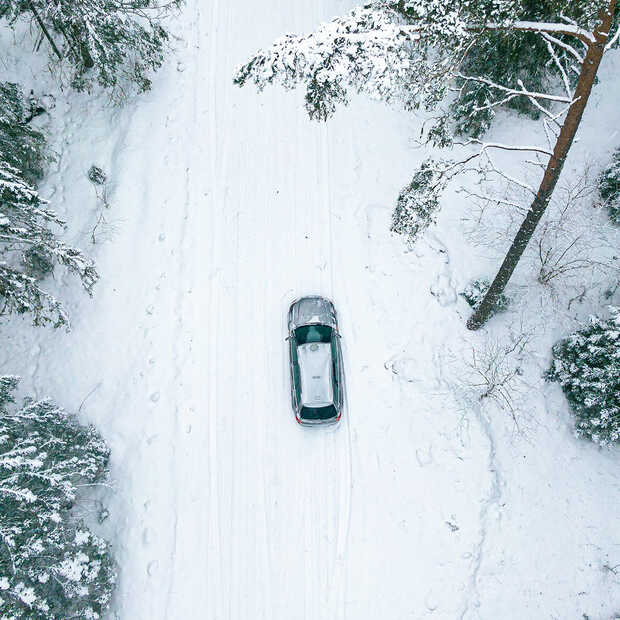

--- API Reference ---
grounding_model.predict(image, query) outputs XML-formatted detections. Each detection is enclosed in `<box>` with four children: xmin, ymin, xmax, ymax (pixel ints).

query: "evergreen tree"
<box><xmin>2</xmin><ymin>0</ymin><xmax>182</xmax><ymax>98</ymax></box>
<box><xmin>235</xmin><ymin>0</ymin><xmax>620</xmax><ymax>328</ymax></box>
<box><xmin>546</xmin><ymin>308</ymin><xmax>620</xmax><ymax>446</ymax></box>
<box><xmin>1</xmin><ymin>82</ymin><xmax>97</xmax><ymax>328</ymax></box>
<box><xmin>599</xmin><ymin>148</ymin><xmax>620</xmax><ymax>225</ymax></box>
<box><xmin>0</xmin><ymin>82</ymin><xmax>46</xmax><ymax>185</ymax></box>
<box><xmin>391</xmin><ymin>159</ymin><xmax>453</xmax><ymax>241</ymax></box>
<box><xmin>0</xmin><ymin>376</ymin><xmax>116</xmax><ymax>618</ymax></box>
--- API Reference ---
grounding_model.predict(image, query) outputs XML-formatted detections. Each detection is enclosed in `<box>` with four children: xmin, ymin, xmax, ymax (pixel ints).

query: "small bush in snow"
<box><xmin>599</xmin><ymin>149</ymin><xmax>620</xmax><ymax>225</ymax></box>
<box><xmin>391</xmin><ymin>159</ymin><xmax>452</xmax><ymax>243</ymax></box>
<box><xmin>87</xmin><ymin>166</ymin><xmax>107</xmax><ymax>186</ymax></box>
<box><xmin>546</xmin><ymin>308</ymin><xmax>620</xmax><ymax>446</ymax></box>
<box><xmin>0</xmin><ymin>376</ymin><xmax>116</xmax><ymax>619</ymax></box>
<box><xmin>461</xmin><ymin>279</ymin><xmax>510</xmax><ymax>317</ymax></box>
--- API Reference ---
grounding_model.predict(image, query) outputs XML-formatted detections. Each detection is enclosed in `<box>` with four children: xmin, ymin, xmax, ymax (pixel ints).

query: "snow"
<box><xmin>1</xmin><ymin>2</ymin><xmax>619</xmax><ymax>619</ymax></box>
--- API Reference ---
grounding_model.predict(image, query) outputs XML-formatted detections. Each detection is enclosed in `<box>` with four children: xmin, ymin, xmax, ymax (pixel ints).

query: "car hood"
<box><xmin>288</xmin><ymin>296</ymin><xmax>337</xmax><ymax>331</ymax></box>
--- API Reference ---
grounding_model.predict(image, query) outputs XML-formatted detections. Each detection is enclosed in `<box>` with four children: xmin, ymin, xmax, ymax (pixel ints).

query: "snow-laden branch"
<box><xmin>490</xmin><ymin>21</ymin><xmax>596</xmax><ymax>44</ymax></box>
<box><xmin>456</xmin><ymin>74</ymin><xmax>573</xmax><ymax>104</ymax></box>
<box><xmin>543</xmin><ymin>40</ymin><xmax>574</xmax><ymax>99</ymax></box>
<box><xmin>605</xmin><ymin>25</ymin><xmax>620</xmax><ymax>50</ymax></box>
<box><xmin>459</xmin><ymin>140</ymin><xmax>554</xmax><ymax>157</ymax></box>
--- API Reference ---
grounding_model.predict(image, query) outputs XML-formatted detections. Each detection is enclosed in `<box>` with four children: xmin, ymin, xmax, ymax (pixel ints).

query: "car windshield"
<box><xmin>300</xmin><ymin>404</ymin><xmax>337</xmax><ymax>421</ymax></box>
<box><xmin>295</xmin><ymin>324</ymin><xmax>332</xmax><ymax>344</ymax></box>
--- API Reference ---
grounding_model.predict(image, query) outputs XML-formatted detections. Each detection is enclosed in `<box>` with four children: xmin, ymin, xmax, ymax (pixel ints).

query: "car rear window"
<box><xmin>295</xmin><ymin>324</ymin><xmax>332</xmax><ymax>345</ymax></box>
<box><xmin>300</xmin><ymin>404</ymin><xmax>338</xmax><ymax>421</ymax></box>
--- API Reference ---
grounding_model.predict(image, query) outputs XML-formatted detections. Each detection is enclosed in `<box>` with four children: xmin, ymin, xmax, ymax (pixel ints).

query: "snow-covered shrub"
<box><xmin>0</xmin><ymin>376</ymin><xmax>116</xmax><ymax>618</ymax></box>
<box><xmin>599</xmin><ymin>149</ymin><xmax>620</xmax><ymax>225</ymax></box>
<box><xmin>391</xmin><ymin>159</ymin><xmax>453</xmax><ymax>243</ymax></box>
<box><xmin>0</xmin><ymin>83</ymin><xmax>98</xmax><ymax>327</ymax></box>
<box><xmin>546</xmin><ymin>308</ymin><xmax>620</xmax><ymax>446</ymax></box>
<box><xmin>87</xmin><ymin>165</ymin><xmax>107</xmax><ymax>186</ymax></box>
<box><xmin>2</xmin><ymin>0</ymin><xmax>182</xmax><ymax>99</ymax></box>
<box><xmin>460</xmin><ymin>279</ymin><xmax>510</xmax><ymax>317</ymax></box>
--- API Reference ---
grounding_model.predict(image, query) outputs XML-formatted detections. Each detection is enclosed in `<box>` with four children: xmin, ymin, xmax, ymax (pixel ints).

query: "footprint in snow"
<box><xmin>415</xmin><ymin>446</ymin><xmax>433</xmax><ymax>467</ymax></box>
<box><xmin>430</xmin><ymin>272</ymin><xmax>457</xmax><ymax>307</ymax></box>
<box><xmin>142</xmin><ymin>528</ymin><xmax>152</xmax><ymax>545</ymax></box>
<box><xmin>385</xmin><ymin>357</ymin><xmax>417</xmax><ymax>383</ymax></box>
<box><xmin>147</xmin><ymin>560</ymin><xmax>159</xmax><ymax>576</ymax></box>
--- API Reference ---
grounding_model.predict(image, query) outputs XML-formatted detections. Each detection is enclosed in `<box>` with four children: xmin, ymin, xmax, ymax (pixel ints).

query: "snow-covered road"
<box><xmin>123</xmin><ymin>3</ymin><xmax>477</xmax><ymax>616</ymax></box>
<box><xmin>2</xmin><ymin>1</ymin><xmax>619</xmax><ymax>618</ymax></box>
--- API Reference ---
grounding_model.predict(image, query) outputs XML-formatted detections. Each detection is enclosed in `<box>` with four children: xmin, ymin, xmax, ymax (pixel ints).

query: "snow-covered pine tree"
<box><xmin>391</xmin><ymin>159</ymin><xmax>454</xmax><ymax>241</ymax></box>
<box><xmin>599</xmin><ymin>148</ymin><xmax>620</xmax><ymax>225</ymax></box>
<box><xmin>546</xmin><ymin>308</ymin><xmax>620</xmax><ymax>446</ymax></box>
<box><xmin>0</xmin><ymin>82</ymin><xmax>46</xmax><ymax>185</ymax></box>
<box><xmin>0</xmin><ymin>376</ymin><xmax>116</xmax><ymax>618</ymax></box>
<box><xmin>235</xmin><ymin>0</ymin><xmax>620</xmax><ymax>328</ymax></box>
<box><xmin>2</xmin><ymin>0</ymin><xmax>182</xmax><ymax>98</ymax></box>
<box><xmin>1</xmin><ymin>82</ymin><xmax>98</xmax><ymax>327</ymax></box>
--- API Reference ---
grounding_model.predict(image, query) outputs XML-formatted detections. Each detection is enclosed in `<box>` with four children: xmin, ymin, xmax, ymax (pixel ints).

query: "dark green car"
<box><xmin>287</xmin><ymin>296</ymin><xmax>344</xmax><ymax>426</ymax></box>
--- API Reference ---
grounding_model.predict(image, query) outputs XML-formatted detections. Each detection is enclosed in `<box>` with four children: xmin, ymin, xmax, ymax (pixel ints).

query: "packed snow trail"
<box><xmin>2</xmin><ymin>1</ymin><xmax>620</xmax><ymax>619</ymax></box>
<box><xmin>57</xmin><ymin>1</ymin><xmax>489</xmax><ymax>615</ymax></box>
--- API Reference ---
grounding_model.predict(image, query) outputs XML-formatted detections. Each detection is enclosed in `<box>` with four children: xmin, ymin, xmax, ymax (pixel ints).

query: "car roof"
<box><xmin>297</xmin><ymin>341</ymin><xmax>334</xmax><ymax>407</ymax></box>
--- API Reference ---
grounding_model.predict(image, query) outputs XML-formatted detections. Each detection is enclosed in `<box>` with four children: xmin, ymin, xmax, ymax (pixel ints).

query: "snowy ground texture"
<box><xmin>1</xmin><ymin>1</ymin><xmax>620</xmax><ymax>619</ymax></box>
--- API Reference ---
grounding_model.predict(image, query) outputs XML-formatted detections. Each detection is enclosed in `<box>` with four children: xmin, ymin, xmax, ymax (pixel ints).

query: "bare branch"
<box><xmin>542</xmin><ymin>40</ymin><xmax>572</xmax><ymax>99</ymax></box>
<box><xmin>482</xmin><ymin>151</ymin><xmax>538</xmax><ymax>195</ymax></box>
<box><xmin>460</xmin><ymin>190</ymin><xmax>528</xmax><ymax>214</ymax></box>
<box><xmin>540</xmin><ymin>31</ymin><xmax>585</xmax><ymax>64</ymax></box>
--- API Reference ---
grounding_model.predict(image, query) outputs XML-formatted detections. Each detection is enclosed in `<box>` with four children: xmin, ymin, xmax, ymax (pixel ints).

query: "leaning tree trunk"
<box><xmin>467</xmin><ymin>1</ymin><xmax>616</xmax><ymax>330</ymax></box>
<box><xmin>71</xmin><ymin>24</ymin><xmax>95</xmax><ymax>69</ymax></box>
<box><xmin>27</xmin><ymin>0</ymin><xmax>62</xmax><ymax>60</ymax></box>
